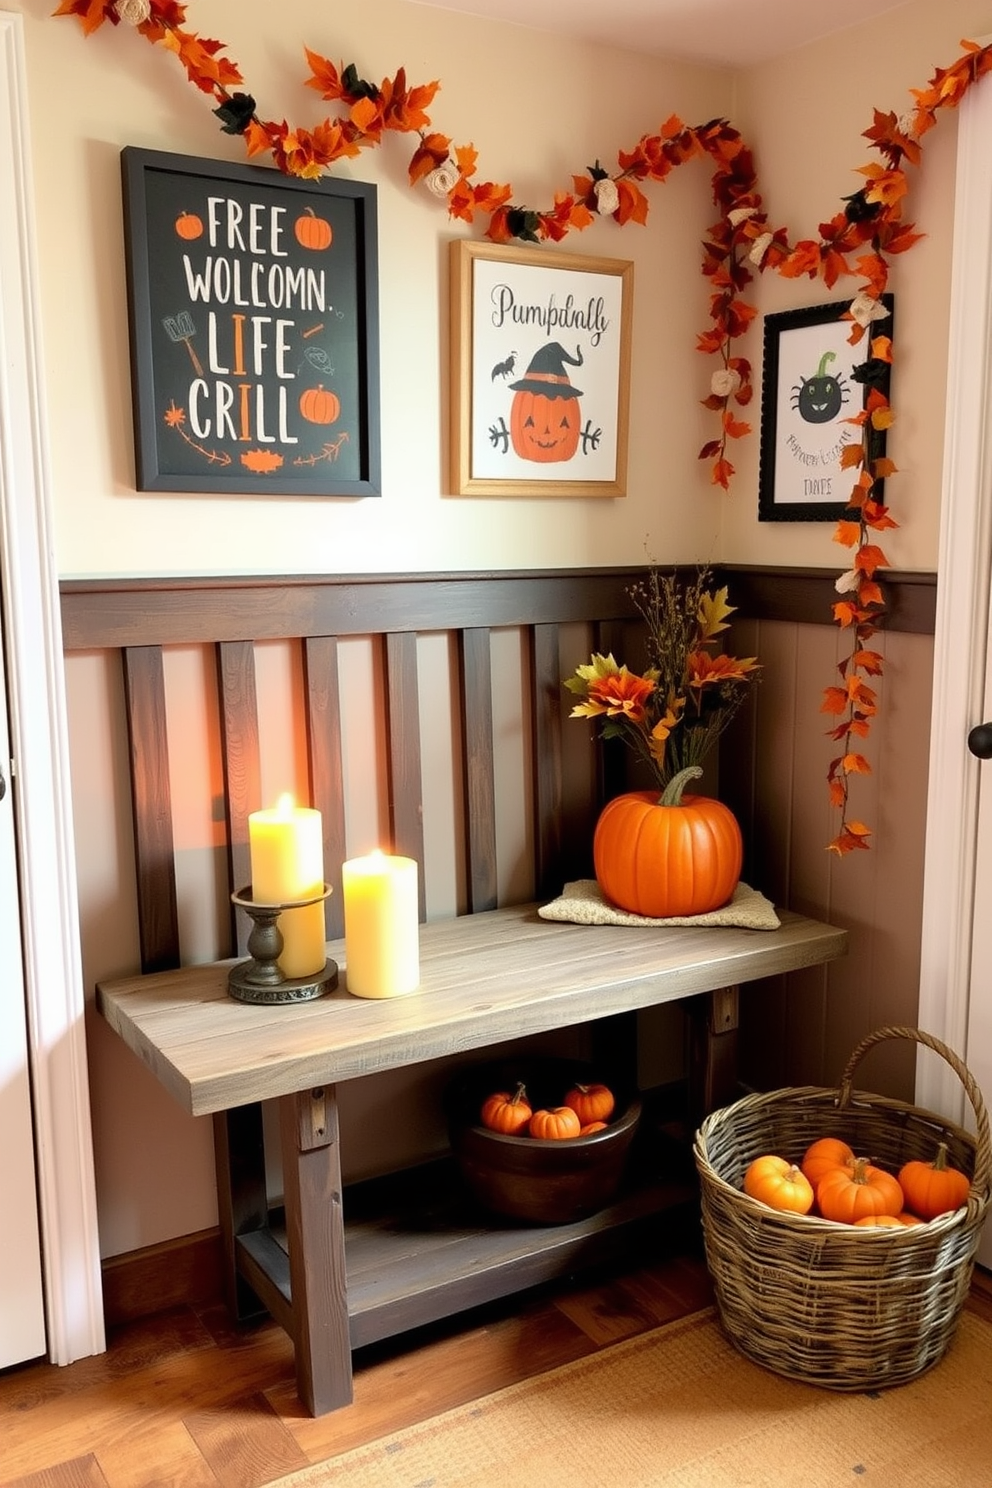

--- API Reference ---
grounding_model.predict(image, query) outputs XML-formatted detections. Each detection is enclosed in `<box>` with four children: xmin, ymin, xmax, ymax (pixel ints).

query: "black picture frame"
<box><xmin>757</xmin><ymin>295</ymin><xmax>893</xmax><ymax>522</ymax></box>
<box><xmin>121</xmin><ymin>147</ymin><xmax>380</xmax><ymax>497</ymax></box>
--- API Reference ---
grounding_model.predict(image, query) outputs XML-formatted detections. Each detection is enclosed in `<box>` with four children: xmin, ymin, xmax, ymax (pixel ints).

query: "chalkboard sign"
<box><xmin>121</xmin><ymin>148</ymin><xmax>380</xmax><ymax>496</ymax></box>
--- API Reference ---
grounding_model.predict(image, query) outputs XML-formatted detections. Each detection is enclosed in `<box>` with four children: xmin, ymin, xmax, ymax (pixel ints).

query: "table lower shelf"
<box><xmin>235</xmin><ymin>1140</ymin><xmax>700</xmax><ymax>1352</ymax></box>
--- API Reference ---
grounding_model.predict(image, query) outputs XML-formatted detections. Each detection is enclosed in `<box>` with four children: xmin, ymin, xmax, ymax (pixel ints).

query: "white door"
<box><xmin>917</xmin><ymin>66</ymin><xmax>992</xmax><ymax>1269</ymax></box>
<box><xmin>0</xmin><ymin>614</ymin><xmax>46</xmax><ymax>1365</ymax></box>
<box><xmin>0</xmin><ymin>10</ymin><xmax>104</xmax><ymax>1364</ymax></box>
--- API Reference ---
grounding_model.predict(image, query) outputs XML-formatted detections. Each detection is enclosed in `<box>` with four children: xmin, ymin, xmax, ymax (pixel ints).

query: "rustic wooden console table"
<box><xmin>97</xmin><ymin>900</ymin><xmax>846</xmax><ymax>1417</ymax></box>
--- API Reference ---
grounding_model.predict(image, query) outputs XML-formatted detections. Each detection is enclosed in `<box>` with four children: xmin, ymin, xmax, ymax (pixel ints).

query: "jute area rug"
<box><xmin>271</xmin><ymin>1307</ymin><xmax>992</xmax><ymax>1488</ymax></box>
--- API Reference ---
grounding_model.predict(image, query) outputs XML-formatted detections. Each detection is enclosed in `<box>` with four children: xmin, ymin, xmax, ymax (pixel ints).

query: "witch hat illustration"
<box><xmin>509</xmin><ymin>342</ymin><xmax>584</xmax><ymax>398</ymax></box>
<box><xmin>507</xmin><ymin>342</ymin><xmax>585</xmax><ymax>463</ymax></box>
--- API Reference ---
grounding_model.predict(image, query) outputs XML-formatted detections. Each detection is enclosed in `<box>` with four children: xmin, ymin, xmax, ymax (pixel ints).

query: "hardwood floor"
<box><xmin>2</xmin><ymin>1233</ymin><xmax>990</xmax><ymax>1488</ymax></box>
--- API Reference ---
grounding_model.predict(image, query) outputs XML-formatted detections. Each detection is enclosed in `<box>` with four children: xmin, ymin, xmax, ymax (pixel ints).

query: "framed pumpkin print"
<box><xmin>121</xmin><ymin>147</ymin><xmax>381</xmax><ymax>496</ymax></box>
<box><xmin>757</xmin><ymin>295</ymin><xmax>893</xmax><ymax>521</ymax></box>
<box><xmin>449</xmin><ymin>240</ymin><xmax>633</xmax><ymax>497</ymax></box>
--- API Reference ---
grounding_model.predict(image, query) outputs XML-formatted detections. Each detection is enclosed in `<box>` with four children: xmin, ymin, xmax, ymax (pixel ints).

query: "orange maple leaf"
<box><xmin>834</xmin><ymin>520</ymin><xmax>862</xmax><ymax>548</ymax></box>
<box><xmin>855</xmin><ymin>544</ymin><xmax>890</xmax><ymax>576</ymax></box>
<box><xmin>779</xmin><ymin>240</ymin><xmax>821</xmax><ymax>279</ymax></box>
<box><xmin>852</xmin><ymin>648</ymin><xmax>884</xmax><ymax>674</ymax></box>
<box><xmin>454</xmin><ymin>144</ymin><xmax>478</xmax><ymax>179</ymax></box>
<box><xmin>53</xmin><ymin>0</ymin><xmax>115</xmax><ymax>37</ymax></box>
<box><xmin>304</xmin><ymin>49</ymin><xmax>347</xmax><ymax>100</ymax></box>
<box><xmin>856</xmin><ymin>162</ymin><xmax>909</xmax><ymax>207</ymax></box>
<box><xmin>240</xmin><ymin>449</ymin><xmax>284</xmax><ymax>473</ymax></box>
<box><xmin>821</xmin><ymin>686</ymin><xmax>849</xmax><ymax>715</ymax></box>
<box><xmin>615</xmin><ymin>179</ymin><xmax>650</xmax><ymax>227</ymax></box>
<box><xmin>842</xmin><ymin>752</ymin><xmax>872</xmax><ymax>775</ymax></box>
<box><xmin>408</xmin><ymin>133</ymin><xmax>451</xmax><ymax>185</ymax></box>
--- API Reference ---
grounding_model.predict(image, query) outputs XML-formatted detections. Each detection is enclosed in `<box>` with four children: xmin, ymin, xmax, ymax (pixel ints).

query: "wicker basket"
<box><xmin>693</xmin><ymin>1026</ymin><xmax>991</xmax><ymax>1391</ymax></box>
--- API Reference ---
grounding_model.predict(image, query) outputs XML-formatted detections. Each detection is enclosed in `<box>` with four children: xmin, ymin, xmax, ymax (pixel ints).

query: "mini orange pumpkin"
<box><xmin>817</xmin><ymin>1158</ymin><xmax>904</xmax><ymax>1223</ymax></box>
<box><xmin>898</xmin><ymin>1142</ymin><xmax>971</xmax><ymax>1220</ymax></box>
<box><xmin>175</xmin><ymin>210</ymin><xmax>203</xmax><ymax>240</ymax></box>
<box><xmin>295</xmin><ymin>207</ymin><xmax>333</xmax><ymax>250</ymax></box>
<box><xmin>480</xmin><ymin>1083</ymin><xmax>531</xmax><ymax>1135</ymax></box>
<box><xmin>528</xmin><ymin>1106</ymin><xmax>582</xmax><ymax>1140</ymax></box>
<box><xmin>593</xmin><ymin>766</ymin><xmax>742</xmax><ymax>919</ymax></box>
<box><xmin>743</xmin><ymin>1155</ymin><xmax>814</xmax><ymax>1214</ymax></box>
<box><xmin>299</xmin><ymin>385</ymin><xmax>341</xmax><ymax>425</ymax></box>
<box><xmin>563</xmin><ymin>1082</ymin><xmax>615</xmax><ymax>1126</ymax></box>
<box><xmin>800</xmin><ymin>1136</ymin><xmax>856</xmax><ymax>1187</ymax></box>
<box><xmin>579</xmin><ymin>1121</ymin><xmax>608</xmax><ymax>1136</ymax></box>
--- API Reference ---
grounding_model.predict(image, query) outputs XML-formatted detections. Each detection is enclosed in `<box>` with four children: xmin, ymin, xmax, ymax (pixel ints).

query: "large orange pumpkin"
<box><xmin>593</xmin><ymin>766</ymin><xmax>742</xmax><ymax>918</ymax></box>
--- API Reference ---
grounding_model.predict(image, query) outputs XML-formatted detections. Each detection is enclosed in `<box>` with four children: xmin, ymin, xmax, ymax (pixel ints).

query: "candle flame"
<box><xmin>275</xmin><ymin>792</ymin><xmax>296</xmax><ymax>817</ymax></box>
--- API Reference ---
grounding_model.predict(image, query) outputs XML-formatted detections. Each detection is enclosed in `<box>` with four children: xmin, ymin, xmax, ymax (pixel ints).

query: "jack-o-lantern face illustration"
<box><xmin>791</xmin><ymin>349</ymin><xmax>849</xmax><ymax>424</ymax></box>
<box><xmin>508</xmin><ymin>342</ymin><xmax>584</xmax><ymax>464</ymax></box>
<box><xmin>511</xmin><ymin>388</ymin><xmax>581</xmax><ymax>461</ymax></box>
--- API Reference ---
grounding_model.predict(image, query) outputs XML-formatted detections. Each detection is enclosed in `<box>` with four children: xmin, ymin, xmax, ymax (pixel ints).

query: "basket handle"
<box><xmin>837</xmin><ymin>1024</ymin><xmax>991</xmax><ymax>1215</ymax></box>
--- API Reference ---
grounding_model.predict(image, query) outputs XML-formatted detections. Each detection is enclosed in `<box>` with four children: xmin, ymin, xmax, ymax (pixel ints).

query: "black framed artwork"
<box><xmin>757</xmin><ymin>296</ymin><xmax>893</xmax><ymax>522</ymax></box>
<box><xmin>120</xmin><ymin>147</ymin><xmax>380</xmax><ymax>496</ymax></box>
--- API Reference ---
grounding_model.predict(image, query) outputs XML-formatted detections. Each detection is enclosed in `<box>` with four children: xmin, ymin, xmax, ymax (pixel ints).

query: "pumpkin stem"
<box><xmin>932</xmin><ymin>1141</ymin><xmax>950</xmax><ymax>1171</ymax></box>
<box><xmin>815</xmin><ymin>350</ymin><xmax>836</xmax><ymax>378</ymax></box>
<box><xmin>659</xmin><ymin>765</ymin><xmax>703</xmax><ymax>808</ymax></box>
<box><xmin>510</xmin><ymin>1082</ymin><xmax>528</xmax><ymax>1106</ymax></box>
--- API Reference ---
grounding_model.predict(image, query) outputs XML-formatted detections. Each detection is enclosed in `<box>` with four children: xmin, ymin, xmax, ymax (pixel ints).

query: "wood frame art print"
<box><xmin>758</xmin><ymin>296</ymin><xmax>893</xmax><ymax>522</ymax></box>
<box><xmin>450</xmin><ymin>240</ymin><xmax>633</xmax><ymax>497</ymax></box>
<box><xmin>121</xmin><ymin>147</ymin><xmax>381</xmax><ymax>496</ymax></box>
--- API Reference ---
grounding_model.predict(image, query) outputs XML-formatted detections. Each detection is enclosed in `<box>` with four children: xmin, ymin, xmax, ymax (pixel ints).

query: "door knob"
<box><xmin>968</xmin><ymin>723</ymin><xmax>992</xmax><ymax>759</ymax></box>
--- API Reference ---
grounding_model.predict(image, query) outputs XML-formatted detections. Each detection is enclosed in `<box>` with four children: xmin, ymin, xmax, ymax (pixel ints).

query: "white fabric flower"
<box><xmin>593</xmin><ymin>178</ymin><xmax>620</xmax><ymax>216</ymax></box>
<box><xmin>748</xmin><ymin>231</ymin><xmax>774</xmax><ymax>266</ymax></box>
<box><xmin>710</xmin><ymin>367</ymin><xmax>742</xmax><ymax>399</ymax></box>
<box><xmin>424</xmin><ymin>160</ymin><xmax>461</xmax><ymax>198</ymax></box>
<box><xmin>727</xmin><ymin>205</ymin><xmax>758</xmax><ymax>226</ymax></box>
<box><xmin>835</xmin><ymin>569</ymin><xmax>861</xmax><ymax>594</ymax></box>
<box><xmin>115</xmin><ymin>0</ymin><xmax>152</xmax><ymax>24</ymax></box>
<box><xmin>849</xmin><ymin>291</ymin><xmax>889</xmax><ymax>328</ymax></box>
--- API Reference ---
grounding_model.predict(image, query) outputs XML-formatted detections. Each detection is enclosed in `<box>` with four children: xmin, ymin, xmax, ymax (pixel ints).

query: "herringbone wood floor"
<box><xmin>2</xmin><ymin>1231</ymin><xmax>990</xmax><ymax>1488</ymax></box>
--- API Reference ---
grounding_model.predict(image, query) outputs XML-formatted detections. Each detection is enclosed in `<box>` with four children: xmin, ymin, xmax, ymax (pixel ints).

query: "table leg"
<box><xmin>279</xmin><ymin>1083</ymin><xmax>352</xmax><ymax>1416</ymax></box>
<box><xmin>686</xmin><ymin>984</ymin><xmax>740</xmax><ymax>1128</ymax></box>
<box><xmin>212</xmin><ymin>1104</ymin><xmax>268</xmax><ymax>1323</ymax></box>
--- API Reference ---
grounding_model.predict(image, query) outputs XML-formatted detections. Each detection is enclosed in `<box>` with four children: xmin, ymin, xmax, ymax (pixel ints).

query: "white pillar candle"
<box><xmin>342</xmin><ymin>851</ymin><xmax>420</xmax><ymax>998</ymax></box>
<box><xmin>248</xmin><ymin>796</ymin><xmax>327</xmax><ymax>980</ymax></box>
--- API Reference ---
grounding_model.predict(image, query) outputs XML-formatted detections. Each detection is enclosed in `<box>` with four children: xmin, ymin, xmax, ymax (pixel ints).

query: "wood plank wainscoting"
<box><xmin>59</xmin><ymin>564</ymin><xmax>936</xmax><ymax>1330</ymax></box>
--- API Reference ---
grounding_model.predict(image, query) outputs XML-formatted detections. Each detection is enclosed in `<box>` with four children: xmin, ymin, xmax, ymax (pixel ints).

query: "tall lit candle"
<box><xmin>342</xmin><ymin>851</ymin><xmax>420</xmax><ymax>998</ymax></box>
<box><xmin>248</xmin><ymin>796</ymin><xmax>327</xmax><ymax>980</ymax></box>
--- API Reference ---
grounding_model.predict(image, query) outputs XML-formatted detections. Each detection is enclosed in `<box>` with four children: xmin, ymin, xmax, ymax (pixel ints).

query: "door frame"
<box><xmin>917</xmin><ymin>69</ymin><xmax>992</xmax><ymax>1122</ymax></box>
<box><xmin>0</xmin><ymin>11</ymin><xmax>104</xmax><ymax>1362</ymax></box>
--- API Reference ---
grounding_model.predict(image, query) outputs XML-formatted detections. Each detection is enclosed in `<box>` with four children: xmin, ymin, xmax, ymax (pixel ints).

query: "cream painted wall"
<box><xmin>723</xmin><ymin>0</ymin><xmax>992</xmax><ymax>572</ymax></box>
<box><xmin>8</xmin><ymin>0</ymin><xmax>990</xmax><ymax>1259</ymax></box>
<box><xmin>12</xmin><ymin>0</ymin><xmax>735</xmax><ymax>579</ymax></box>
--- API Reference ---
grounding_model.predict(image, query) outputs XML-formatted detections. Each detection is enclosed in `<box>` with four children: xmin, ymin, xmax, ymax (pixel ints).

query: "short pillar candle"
<box><xmin>342</xmin><ymin>851</ymin><xmax>420</xmax><ymax>998</ymax></box>
<box><xmin>247</xmin><ymin>797</ymin><xmax>327</xmax><ymax>980</ymax></box>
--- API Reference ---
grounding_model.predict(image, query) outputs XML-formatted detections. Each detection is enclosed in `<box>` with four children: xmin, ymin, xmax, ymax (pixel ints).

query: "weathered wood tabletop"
<box><xmin>97</xmin><ymin>901</ymin><xmax>848</xmax><ymax>1116</ymax></box>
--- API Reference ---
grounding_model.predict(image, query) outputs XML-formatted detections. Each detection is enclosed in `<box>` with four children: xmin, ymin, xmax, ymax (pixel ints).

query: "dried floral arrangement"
<box><xmin>565</xmin><ymin>570</ymin><xmax>759</xmax><ymax>793</ymax></box>
<box><xmin>54</xmin><ymin>3</ymin><xmax>992</xmax><ymax>852</ymax></box>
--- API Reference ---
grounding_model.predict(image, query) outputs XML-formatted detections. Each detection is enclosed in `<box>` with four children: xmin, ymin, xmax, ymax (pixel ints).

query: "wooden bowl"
<box><xmin>447</xmin><ymin>1058</ymin><xmax>642</xmax><ymax>1225</ymax></box>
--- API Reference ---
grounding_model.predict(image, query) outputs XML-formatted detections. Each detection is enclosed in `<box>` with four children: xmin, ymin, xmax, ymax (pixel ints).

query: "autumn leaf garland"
<box><xmin>53</xmin><ymin>2</ymin><xmax>992</xmax><ymax>853</ymax></box>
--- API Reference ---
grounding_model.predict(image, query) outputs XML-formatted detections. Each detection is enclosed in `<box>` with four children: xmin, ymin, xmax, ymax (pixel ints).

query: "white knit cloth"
<box><xmin>538</xmin><ymin>878</ymin><xmax>781</xmax><ymax>931</ymax></box>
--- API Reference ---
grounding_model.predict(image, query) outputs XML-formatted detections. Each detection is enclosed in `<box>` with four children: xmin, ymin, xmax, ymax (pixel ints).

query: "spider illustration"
<box><xmin>791</xmin><ymin>350</ymin><xmax>850</xmax><ymax>424</ymax></box>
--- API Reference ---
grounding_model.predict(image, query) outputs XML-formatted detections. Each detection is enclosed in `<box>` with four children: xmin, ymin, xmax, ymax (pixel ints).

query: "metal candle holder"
<box><xmin>228</xmin><ymin>884</ymin><xmax>338</xmax><ymax>1005</ymax></box>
